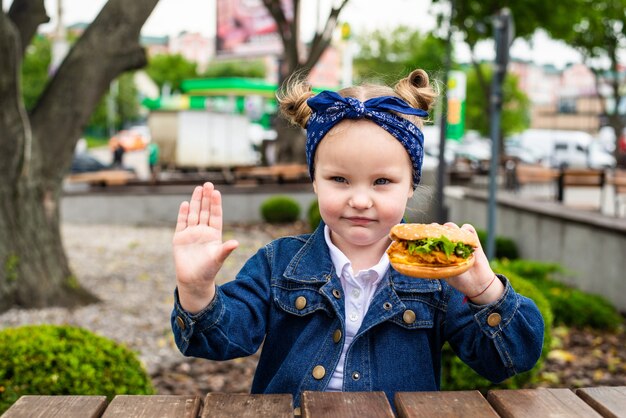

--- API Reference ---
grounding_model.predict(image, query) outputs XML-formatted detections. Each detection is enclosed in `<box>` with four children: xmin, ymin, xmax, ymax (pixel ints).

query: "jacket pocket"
<box><xmin>389</xmin><ymin>294</ymin><xmax>437</xmax><ymax>329</ymax></box>
<box><xmin>272</xmin><ymin>281</ymin><xmax>333</xmax><ymax>317</ymax></box>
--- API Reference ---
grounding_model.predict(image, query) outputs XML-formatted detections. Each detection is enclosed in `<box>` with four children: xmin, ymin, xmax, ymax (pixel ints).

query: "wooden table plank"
<box><xmin>488</xmin><ymin>388</ymin><xmax>603</xmax><ymax>418</ymax></box>
<box><xmin>1</xmin><ymin>395</ymin><xmax>107</xmax><ymax>418</ymax></box>
<box><xmin>576</xmin><ymin>386</ymin><xmax>626</xmax><ymax>418</ymax></box>
<box><xmin>301</xmin><ymin>391</ymin><xmax>394</xmax><ymax>418</ymax></box>
<box><xmin>395</xmin><ymin>391</ymin><xmax>500</xmax><ymax>418</ymax></box>
<box><xmin>200</xmin><ymin>393</ymin><xmax>293</xmax><ymax>418</ymax></box>
<box><xmin>100</xmin><ymin>395</ymin><xmax>201</xmax><ymax>418</ymax></box>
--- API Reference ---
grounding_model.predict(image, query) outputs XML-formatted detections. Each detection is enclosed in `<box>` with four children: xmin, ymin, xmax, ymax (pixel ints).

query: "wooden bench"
<box><xmin>232</xmin><ymin>164</ymin><xmax>309</xmax><ymax>184</ymax></box>
<box><xmin>66</xmin><ymin>170</ymin><xmax>136</xmax><ymax>187</ymax></box>
<box><xmin>556</xmin><ymin>168</ymin><xmax>606</xmax><ymax>207</ymax></box>
<box><xmin>514</xmin><ymin>164</ymin><xmax>559</xmax><ymax>186</ymax></box>
<box><xmin>5</xmin><ymin>387</ymin><xmax>626</xmax><ymax>417</ymax></box>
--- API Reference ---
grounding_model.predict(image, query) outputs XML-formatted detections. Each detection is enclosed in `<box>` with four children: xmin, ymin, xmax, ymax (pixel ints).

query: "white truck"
<box><xmin>512</xmin><ymin>129</ymin><xmax>615</xmax><ymax>169</ymax></box>
<box><xmin>148</xmin><ymin>110</ymin><xmax>260</xmax><ymax>170</ymax></box>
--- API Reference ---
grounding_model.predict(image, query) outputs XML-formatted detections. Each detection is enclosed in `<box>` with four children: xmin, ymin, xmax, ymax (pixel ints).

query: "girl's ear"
<box><xmin>312</xmin><ymin>179</ymin><xmax>318</xmax><ymax>195</ymax></box>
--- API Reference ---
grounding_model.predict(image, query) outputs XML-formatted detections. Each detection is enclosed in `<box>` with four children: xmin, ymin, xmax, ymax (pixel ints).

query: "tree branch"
<box><xmin>303</xmin><ymin>0</ymin><xmax>348</xmax><ymax>71</ymax></box>
<box><xmin>29</xmin><ymin>0</ymin><xmax>159</xmax><ymax>183</ymax></box>
<box><xmin>8</xmin><ymin>0</ymin><xmax>49</xmax><ymax>57</ymax></box>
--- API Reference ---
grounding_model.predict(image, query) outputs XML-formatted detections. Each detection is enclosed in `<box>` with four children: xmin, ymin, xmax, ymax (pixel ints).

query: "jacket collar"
<box><xmin>283</xmin><ymin>221</ymin><xmax>335</xmax><ymax>284</ymax></box>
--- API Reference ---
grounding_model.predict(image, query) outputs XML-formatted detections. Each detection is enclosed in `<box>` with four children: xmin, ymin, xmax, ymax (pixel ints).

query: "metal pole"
<box><xmin>435</xmin><ymin>0</ymin><xmax>455</xmax><ymax>223</ymax></box>
<box><xmin>486</xmin><ymin>9</ymin><xmax>511</xmax><ymax>261</ymax></box>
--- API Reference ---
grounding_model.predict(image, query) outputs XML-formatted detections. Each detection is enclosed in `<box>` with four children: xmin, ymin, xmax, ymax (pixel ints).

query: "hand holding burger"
<box><xmin>387</xmin><ymin>222</ymin><xmax>505</xmax><ymax>304</ymax></box>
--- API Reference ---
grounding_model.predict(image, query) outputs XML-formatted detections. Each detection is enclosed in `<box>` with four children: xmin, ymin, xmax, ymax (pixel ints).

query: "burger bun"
<box><xmin>390</xmin><ymin>255</ymin><xmax>475</xmax><ymax>279</ymax></box>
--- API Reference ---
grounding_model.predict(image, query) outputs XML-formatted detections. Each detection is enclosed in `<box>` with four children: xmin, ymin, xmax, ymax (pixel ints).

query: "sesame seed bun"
<box><xmin>389</xmin><ymin>223</ymin><xmax>479</xmax><ymax>247</ymax></box>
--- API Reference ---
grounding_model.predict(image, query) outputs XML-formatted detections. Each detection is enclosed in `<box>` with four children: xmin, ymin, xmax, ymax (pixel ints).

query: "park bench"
<box><xmin>3</xmin><ymin>386</ymin><xmax>626</xmax><ymax>417</ymax></box>
<box><xmin>556</xmin><ymin>168</ymin><xmax>606</xmax><ymax>208</ymax></box>
<box><xmin>66</xmin><ymin>169</ymin><xmax>136</xmax><ymax>187</ymax></box>
<box><xmin>508</xmin><ymin>163</ymin><xmax>559</xmax><ymax>191</ymax></box>
<box><xmin>232</xmin><ymin>164</ymin><xmax>309</xmax><ymax>184</ymax></box>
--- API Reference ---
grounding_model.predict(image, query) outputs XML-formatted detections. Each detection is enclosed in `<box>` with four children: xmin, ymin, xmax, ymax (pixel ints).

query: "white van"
<box><xmin>516</xmin><ymin>129</ymin><xmax>615</xmax><ymax>169</ymax></box>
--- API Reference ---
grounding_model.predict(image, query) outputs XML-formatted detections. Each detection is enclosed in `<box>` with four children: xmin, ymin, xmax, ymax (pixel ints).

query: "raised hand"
<box><xmin>173</xmin><ymin>182</ymin><xmax>239</xmax><ymax>313</ymax></box>
<box><xmin>443</xmin><ymin>222</ymin><xmax>504</xmax><ymax>305</ymax></box>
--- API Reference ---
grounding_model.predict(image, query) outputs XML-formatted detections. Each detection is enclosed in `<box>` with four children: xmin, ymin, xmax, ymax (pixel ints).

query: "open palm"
<box><xmin>173</xmin><ymin>183</ymin><xmax>238</xmax><ymax>309</ymax></box>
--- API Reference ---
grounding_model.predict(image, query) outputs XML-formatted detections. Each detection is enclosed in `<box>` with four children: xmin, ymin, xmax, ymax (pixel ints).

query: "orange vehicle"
<box><xmin>109</xmin><ymin>130</ymin><xmax>149</xmax><ymax>152</ymax></box>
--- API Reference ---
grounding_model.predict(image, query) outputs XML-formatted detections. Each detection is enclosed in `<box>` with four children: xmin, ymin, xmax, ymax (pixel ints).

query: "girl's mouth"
<box><xmin>345</xmin><ymin>216</ymin><xmax>375</xmax><ymax>225</ymax></box>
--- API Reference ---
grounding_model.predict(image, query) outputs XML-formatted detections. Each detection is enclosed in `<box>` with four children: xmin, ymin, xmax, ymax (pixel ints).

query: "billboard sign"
<box><xmin>216</xmin><ymin>0</ymin><xmax>293</xmax><ymax>57</ymax></box>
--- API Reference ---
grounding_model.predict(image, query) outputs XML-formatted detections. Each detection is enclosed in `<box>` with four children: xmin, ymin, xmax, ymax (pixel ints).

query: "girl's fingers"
<box><xmin>209</xmin><ymin>189</ymin><xmax>224</xmax><ymax>232</ymax></box>
<box><xmin>187</xmin><ymin>186</ymin><xmax>203</xmax><ymax>226</ymax></box>
<box><xmin>175</xmin><ymin>201</ymin><xmax>189</xmax><ymax>232</ymax></box>
<box><xmin>199</xmin><ymin>182</ymin><xmax>214</xmax><ymax>225</ymax></box>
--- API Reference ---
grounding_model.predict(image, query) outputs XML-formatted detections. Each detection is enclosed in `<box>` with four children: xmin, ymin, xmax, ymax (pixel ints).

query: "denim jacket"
<box><xmin>171</xmin><ymin>224</ymin><xmax>544</xmax><ymax>406</ymax></box>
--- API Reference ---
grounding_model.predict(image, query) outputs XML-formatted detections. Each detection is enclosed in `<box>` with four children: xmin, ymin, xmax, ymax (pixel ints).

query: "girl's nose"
<box><xmin>349</xmin><ymin>190</ymin><xmax>373</xmax><ymax>209</ymax></box>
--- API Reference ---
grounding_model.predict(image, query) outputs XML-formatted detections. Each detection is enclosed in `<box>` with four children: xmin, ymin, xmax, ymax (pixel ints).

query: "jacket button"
<box><xmin>333</xmin><ymin>329</ymin><xmax>342</xmax><ymax>343</ymax></box>
<box><xmin>175</xmin><ymin>315</ymin><xmax>186</xmax><ymax>330</ymax></box>
<box><xmin>332</xmin><ymin>289</ymin><xmax>342</xmax><ymax>299</ymax></box>
<box><xmin>403</xmin><ymin>309</ymin><xmax>416</xmax><ymax>324</ymax></box>
<box><xmin>295</xmin><ymin>296</ymin><xmax>307</xmax><ymax>310</ymax></box>
<box><xmin>487</xmin><ymin>313</ymin><xmax>502</xmax><ymax>327</ymax></box>
<box><xmin>352</xmin><ymin>371</ymin><xmax>361</xmax><ymax>380</ymax></box>
<box><xmin>312</xmin><ymin>365</ymin><xmax>326</xmax><ymax>380</ymax></box>
<box><xmin>383</xmin><ymin>302</ymin><xmax>392</xmax><ymax>310</ymax></box>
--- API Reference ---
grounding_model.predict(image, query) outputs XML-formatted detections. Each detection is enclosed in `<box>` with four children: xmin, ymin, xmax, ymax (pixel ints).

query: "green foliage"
<box><xmin>21</xmin><ymin>35</ymin><xmax>51</xmax><ymax>111</ymax></box>
<box><xmin>441</xmin><ymin>270</ymin><xmax>553</xmax><ymax>391</ymax></box>
<box><xmin>0</xmin><ymin>325</ymin><xmax>154</xmax><ymax>414</ymax></box>
<box><xmin>475</xmin><ymin>229</ymin><xmax>519</xmax><ymax>260</ymax></box>
<box><xmin>430</xmin><ymin>0</ymin><xmax>581</xmax><ymax>49</ymax></box>
<box><xmin>146</xmin><ymin>54</ymin><xmax>198</xmax><ymax>92</ymax></box>
<box><xmin>260</xmin><ymin>196</ymin><xmax>301</xmax><ymax>224</ymax></box>
<box><xmin>87</xmin><ymin>72</ymin><xmax>141</xmax><ymax>134</ymax></box>
<box><xmin>465</xmin><ymin>65</ymin><xmax>530</xmax><ymax>138</ymax></box>
<box><xmin>353</xmin><ymin>26</ymin><xmax>448</xmax><ymax>84</ymax></box>
<box><xmin>496</xmin><ymin>259</ymin><xmax>623</xmax><ymax>331</ymax></box>
<box><xmin>4</xmin><ymin>254</ymin><xmax>19</xmax><ymax>283</ymax></box>
<box><xmin>307</xmin><ymin>199</ymin><xmax>322</xmax><ymax>231</ymax></box>
<box><xmin>202</xmin><ymin>59</ymin><xmax>266</xmax><ymax>78</ymax></box>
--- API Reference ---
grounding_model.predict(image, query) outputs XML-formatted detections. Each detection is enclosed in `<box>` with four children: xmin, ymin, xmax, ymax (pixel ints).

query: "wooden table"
<box><xmin>3</xmin><ymin>387</ymin><xmax>626</xmax><ymax>418</ymax></box>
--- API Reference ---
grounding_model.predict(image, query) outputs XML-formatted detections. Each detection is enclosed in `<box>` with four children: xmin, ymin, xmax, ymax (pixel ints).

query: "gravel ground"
<box><xmin>2</xmin><ymin>222</ymin><xmax>626</xmax><ymax>396</ymax></box>
<box><xmin>0</xmin><ymin>223</ymin><xmax>276</xmax><ymax>389</ymax></box>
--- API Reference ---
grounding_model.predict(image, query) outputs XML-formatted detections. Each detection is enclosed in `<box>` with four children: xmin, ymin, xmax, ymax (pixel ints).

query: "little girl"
<box><xmin>171</xmin><ymin>69</ymin><xmax>544</xmax><ymax>406</ymax></box>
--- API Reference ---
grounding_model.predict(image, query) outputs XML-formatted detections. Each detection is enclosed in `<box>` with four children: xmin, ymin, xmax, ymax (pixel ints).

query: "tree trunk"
<box><xmin>0</xmin><ymin>0</ymin><xmax>159</xmax><ymax>313</ymax></box>
<box><xmin>263</xmin><ymin>0</ymin><xmax>348</xmax><ymax>165</ymax></box>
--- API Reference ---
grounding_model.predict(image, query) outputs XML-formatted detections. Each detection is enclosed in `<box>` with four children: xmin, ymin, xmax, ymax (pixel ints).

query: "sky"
<box><xmin>5</xmin><ymin>0</ymin><xmax>583</xmax><ymax>69</ymax></box>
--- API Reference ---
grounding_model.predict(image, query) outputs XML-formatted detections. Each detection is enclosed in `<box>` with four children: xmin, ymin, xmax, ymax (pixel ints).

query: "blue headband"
<box><xmin>305</xmin><ymin>90</ymin><xmax>428</xmax><ymax>188</ymax></box>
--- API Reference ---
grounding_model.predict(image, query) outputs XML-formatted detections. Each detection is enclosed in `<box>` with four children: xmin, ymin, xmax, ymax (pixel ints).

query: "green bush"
<box><xmin>0</xmin><ymin>325</ymin><xmax>154</xmax><ymax>414</ymax></box>
<box><xmin>260</xmin><ymin>196</ymin><xmax>301</xmax><ymax>224</ymax></box>
<box><xmin>441</xmin><ymin>269</ymin><xmax>553</xmax><ymax>391</ymax></box>
<box><xmin>496</xmin><ymin>259</ymin><xmax>622</xmax><ymax>331</ymax></box>
<box><xmin>476</xmin><ymin>229</ymin><xmax>519</xmax><ymax>260</ymax></box>
<box><xmin>307</xmin><ymin>199</ymin><xmax>322</xmax><ymax>231</ymax></box>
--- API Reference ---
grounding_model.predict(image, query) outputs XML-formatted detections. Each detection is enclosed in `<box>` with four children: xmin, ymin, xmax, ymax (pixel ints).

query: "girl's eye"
<box><xmin>374</xmin><ymin>178</ymin><xmax>390</xmax><ymax>185</ymax></box>
<box><xmin>331</xmin><ymin>176</ymin><xmax>347</xmax><ymax>183</ymax></box>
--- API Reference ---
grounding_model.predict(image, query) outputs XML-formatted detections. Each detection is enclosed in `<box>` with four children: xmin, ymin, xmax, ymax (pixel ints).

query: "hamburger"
<box><xmin>387</xmin><ymin>223</ymin><xmax>479</xmax><ymax>279</ymax></box>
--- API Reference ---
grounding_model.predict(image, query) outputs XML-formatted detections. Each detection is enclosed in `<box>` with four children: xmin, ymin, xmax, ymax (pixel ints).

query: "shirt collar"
<box><xmin>324</xmin><ymin>225</ymin><xmax>389</xmax><ymax>284</ymax></box>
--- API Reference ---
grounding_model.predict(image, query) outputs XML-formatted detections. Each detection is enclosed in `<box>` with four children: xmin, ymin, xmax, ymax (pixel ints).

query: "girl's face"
<box><xmin>312</xmin><ymin>120</ymin><xmax>414</xmax><ymax>255</ymax></box>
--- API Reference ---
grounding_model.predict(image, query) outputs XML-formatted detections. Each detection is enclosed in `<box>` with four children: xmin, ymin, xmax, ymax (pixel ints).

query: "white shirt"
<box><xmin>323</xmin><ymin>225</ymin><xmax>390</xmax><ymax>391</ymax></box>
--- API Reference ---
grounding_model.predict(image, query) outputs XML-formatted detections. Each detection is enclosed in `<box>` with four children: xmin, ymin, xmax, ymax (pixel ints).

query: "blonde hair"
<box><xmin>277</xmin><ymin>69</ymin><xmax>437</xmax><ymax>129</ymax></box>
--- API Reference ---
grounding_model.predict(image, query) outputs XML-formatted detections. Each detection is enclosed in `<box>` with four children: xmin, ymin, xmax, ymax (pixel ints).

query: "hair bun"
<box><xmin>394</xmin><ymin>68</ymin><xmax>436</xmax><ymax>114</ymax></box>
<box><xmin>408</xmin><ymin>69</ymin><xmax>429</xmax><ymax>89</ymax></box>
